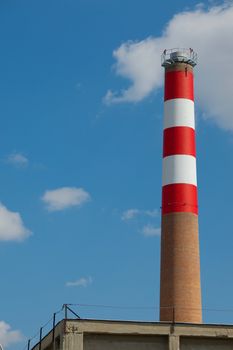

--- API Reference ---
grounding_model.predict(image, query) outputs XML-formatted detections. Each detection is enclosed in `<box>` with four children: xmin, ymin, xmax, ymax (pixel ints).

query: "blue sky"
<box><xmin>1</xmin><ymin>0</ymin><xmax>233</xmax><ymax>348</ymax></box>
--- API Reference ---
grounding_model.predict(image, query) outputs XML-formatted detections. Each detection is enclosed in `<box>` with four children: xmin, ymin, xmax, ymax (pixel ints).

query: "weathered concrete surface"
<box><xmin>169</xmin><ymin>335</ymin><xmax>180</xmax><ymax>350</ymax></box>
<box><xmin>31</xmin><ymin>319</ymin><xmax>233</xmax><ymax>350</ymax></box>
<box><xmin>181</xmin><ymin>336</ymin><xmax>233</xmax><ymax>349</ymax></box>
<box><xmin>84</xmin><ymin>334</ymin><xmax>167</xmax><ymax>350</ymax></box>
<box><xmin>64</xmin><ymin>333</ymin><xmax>83</xmax><ymax>350</ymax></box>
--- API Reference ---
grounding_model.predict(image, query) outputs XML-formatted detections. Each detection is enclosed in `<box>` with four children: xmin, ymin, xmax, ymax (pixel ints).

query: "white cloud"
<box><xmin>103</xmin><ymin>37</ymin><xmax>162</xmax><ymax>104</ymax></box>
<box><xmin>6</xmin><ymin>152</ymin><xmax>28</xmax><ymax>167</ymax></box>
<box><xmin>75</xmin><ymin>82</ymin><xmax>82</xmax><ymax>90</ymax></box>
<box><xmin>0</xmin><ymin>203</ymin><xmax>31</xmax><ymax>242</ymax></box>
<box><xmin>0</xmin><ymin>321</ymin><xmax>24</xmax><ymax>348</ymax></box>
<box><xmin>144</xmin><ymin>209</ymin><xmax>158</xmax><ymax>217</ymax></box>
<box><xmin>66</xmin><ymin>276</ymin><xmax>93</xmax><ymax>288</ymax></box>
<box><xmin>121</xmin><ymin>208</ymin><xmax>158</xmax><ymax>221</ymax></box>
<box><xmin>121</xmin><ymin>209</ymin><xmax>140</xmax><ymax>221</ymax></box>
<box><xmin>142</xmin><ymin>224</ymin><xmax>161</xmax><ymax>237</ymax></box>
<box><xmin>104</xmin><ymin>3</ymin><xmax>233</xmax><ymax>131</ymax></box>
<box><xmin>42</xmin><ymin>187</ymin><xmax>91</xmax><ymax>212</ymax></box>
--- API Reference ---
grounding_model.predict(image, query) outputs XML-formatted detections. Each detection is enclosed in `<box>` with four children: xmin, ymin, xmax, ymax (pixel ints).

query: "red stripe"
<box><xmin>163</xmin><ymin>127</ymin><xmax>196</xmax><ymax>157</ymax></box>
<box><xmin>164</xmin><ymin>71</ymin><xmax>194</xmax><ymax>101</ymax></box>
<box><xmin>162</xmin><ymin>184</ymin><xmax>198</xmax><ymax>215</ymax></box>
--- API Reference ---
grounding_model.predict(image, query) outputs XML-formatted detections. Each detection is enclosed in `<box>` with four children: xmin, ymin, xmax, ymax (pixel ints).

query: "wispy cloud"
<box><xmin>104</xmin><ymin>3</ymin><xmax>233</xmax><ymax>131</ymax></box>
<box><xmin>144</xmin><ymin>209</ymin><xmax>158</xmax><ymax>218</ymax></box>
<box><xmin>6</xmin><ymin>152</ymin><xmax>28</xmax><ymax>168</ymax></box>
<box><xmin>66</xmin><ymin>276</ymin><xmax>93</xmax><ymax>288</ymax></box>
<box><xmin>141</xmin><ymin>225</ymin><xmax>161</xmax><ymax>237</ymax></box>
<box><xmin>0</xmin><ymin>321</ymin><xmax>24</xmax><ymax>348</ymax></box>
<box><xmin>75</xmin><ymin>82</ymin><xmax>82</xmax><ymax>90</ymax></box>
<box><xmin>121</xmin><ymin>208</ymin><xmax>158</xmax><ymax>221</ymax></box>
<box><xmin>121</xmin><ymin>209</ymin><xmax>140</xmax><ymax>221</ymax></box>
<box><xmin>0</xmin><ymin>203</ymin><xmax>31</xmax><ymax>242</ymax></box>
<box><xmin>42</xmin><ymin>187</ymin><xmax>91</xmax><ymax>212</ymax></box>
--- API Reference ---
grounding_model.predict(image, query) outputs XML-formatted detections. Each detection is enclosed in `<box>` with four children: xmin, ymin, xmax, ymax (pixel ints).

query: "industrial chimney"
<box><xmin>160</xmin><ymin>48</ymin><xmax>202</xmax><ymax>323</ymax></box>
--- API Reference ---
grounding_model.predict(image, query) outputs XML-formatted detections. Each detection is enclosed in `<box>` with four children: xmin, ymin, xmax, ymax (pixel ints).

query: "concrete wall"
<box><xmin>84</xmin><ymin>334</ymin><xmax>168</xmax><ymax>350</ymax></box>
<box><xmin>181</xmin><ymin>337</ymin><xmax>233</xmax><ymax>349</ymax></box>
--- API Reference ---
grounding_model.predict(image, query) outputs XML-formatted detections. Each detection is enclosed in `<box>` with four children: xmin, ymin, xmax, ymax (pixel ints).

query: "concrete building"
<box><xmin>32</xmin><ymin>319</ymin><xmax>233</xmax><ymax>350</ymax></box>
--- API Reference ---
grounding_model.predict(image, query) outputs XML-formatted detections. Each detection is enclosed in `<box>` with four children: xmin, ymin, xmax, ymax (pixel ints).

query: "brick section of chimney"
<box><xmin>160</xmin><ymin>213</ymin><xmax>202</xmax><ymax>322</ymax></box>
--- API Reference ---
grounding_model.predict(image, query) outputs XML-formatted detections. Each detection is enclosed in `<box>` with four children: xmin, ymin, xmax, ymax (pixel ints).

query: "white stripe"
<box><xmin>164</xmin><ymin>98</ymin><xmax>195</xmax><ymax>130</ymax></box>
<box><xmin>162</xmin><ymin>155</ymin><xmax>197</xmax><ymax>186</ymax></box>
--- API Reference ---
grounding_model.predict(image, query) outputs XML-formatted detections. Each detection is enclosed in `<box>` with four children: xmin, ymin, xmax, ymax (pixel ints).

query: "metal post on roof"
<box><xmin>52</xmin><ymin>313</ymin><xmax>56</xmax><ymax>343</ymax></box>
<box><xmin>64</xmin><ymin>304</ymin><xmax>68</xmax><ymax>319</ymax></box>
<box><xmin>39</xmin><ymin>327</ymin><xmax>43</xmax><ymax>350</ymax></box>
<box><xmin>27</xmin><ymin>339</ymin><xmax>31</xmax><ymax>350</ymax></box>
<box><xmin>52</xmin><ymin>313</ymin><xmax>56</xmax><ymax>350</ymax></box>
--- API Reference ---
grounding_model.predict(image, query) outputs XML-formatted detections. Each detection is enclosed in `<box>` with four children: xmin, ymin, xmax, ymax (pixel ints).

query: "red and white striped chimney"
<box><xmin>160</xmin><ymin>49</ymin><xmax>202</xmax><ymax>323</ymax></box>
